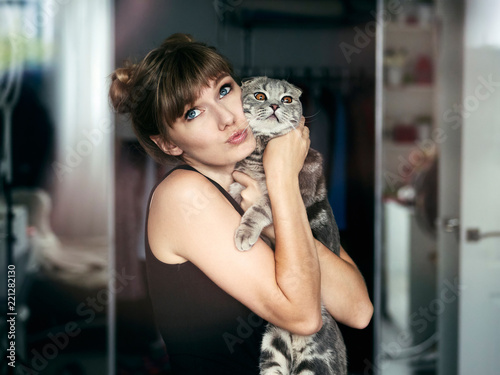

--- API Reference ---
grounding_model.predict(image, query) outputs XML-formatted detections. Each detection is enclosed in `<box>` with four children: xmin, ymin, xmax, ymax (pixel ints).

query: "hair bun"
<box><xmin>109</xmin><ymin>65</ymin><xmax>135</xmax><ymax>113</ymax></box>
<box><xmin>114</xmin><ymin>66</ymin><xmax>133</xmax><ymax>85</ymax></box>
<box><xmin>164</xmin><ymin>33</ymin><xmax>195</xmax><ymax>44</ymax></box>
<box><xmin>160</xmin><ymin>33</ymin><xmax>196</xmax><ymax>53</ymax></box>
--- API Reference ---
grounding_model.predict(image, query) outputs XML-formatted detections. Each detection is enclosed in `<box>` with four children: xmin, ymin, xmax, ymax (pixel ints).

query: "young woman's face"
<box><xmin>167</xmin><ymin>75</ymin><xmax>256</xmax><ymax>172</ymax></box>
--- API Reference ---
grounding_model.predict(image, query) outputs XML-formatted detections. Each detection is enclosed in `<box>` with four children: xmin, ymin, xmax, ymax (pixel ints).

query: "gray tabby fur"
<box><xmin>229</xmin><ymin>76</ymin><xmax>347</xmax><ymax>375</ymax></box>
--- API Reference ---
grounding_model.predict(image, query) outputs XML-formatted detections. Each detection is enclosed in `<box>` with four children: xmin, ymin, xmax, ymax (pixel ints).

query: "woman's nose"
<box><xmin>218</xmin><ymin>104</ymin><xmax>236</xmax><ymax>130</ymax></box>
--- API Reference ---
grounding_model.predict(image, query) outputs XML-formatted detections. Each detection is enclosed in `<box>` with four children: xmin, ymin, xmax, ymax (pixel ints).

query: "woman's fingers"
<box><xmin>232</xmin><ymin>170</ymin><xmax>254</xmax><ymax>188</ymax></box>
<box><xmin>262</xmin><ymin>115</ymin><xmax>310</xmax><ymax>179</ymax></box>
<box><xmin>303</xmin><ymin>126</ymin><xmax>311</xmax><ymax>149</ymax></box>
<box><xmin>298</xmin><ymin>115</ymin><xmax>306</xmax><ymax>130</ymax></box>
<box><xmin>232</xmin><ymin>171</ymin><xmax>263</xmax><ymax>212</ymax></box>
<box><xmin>297</xmin><ymin>116</ymin><xmax>309</xmax><ymax>144</ymax></box>
<box><xmin>302</xmin><ymin>124</ymin><xmax>310</xmax><ymax>139</ymax></box>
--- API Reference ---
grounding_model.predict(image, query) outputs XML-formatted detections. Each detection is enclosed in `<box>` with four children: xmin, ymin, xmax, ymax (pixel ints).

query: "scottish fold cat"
<box><xmin>230</xmin><ymin>76</ymin><xmax>347</xmax><ymax>375</ymax></box>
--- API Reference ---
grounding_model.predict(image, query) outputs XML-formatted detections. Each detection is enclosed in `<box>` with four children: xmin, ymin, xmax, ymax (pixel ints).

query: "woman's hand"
<box><xmin>232</xmin><ymin>170</ymin><xmax>263</xmax><ymax>212</ymax></box>
<box><xmin>232</xmin><ymin>170</ymin><xmax>276</xmax><ymax>245</ymax></box>
<box><xmin>263</xmin><ymin>116</ymin><xmax>309</xmax><ymax>182</ymax></box>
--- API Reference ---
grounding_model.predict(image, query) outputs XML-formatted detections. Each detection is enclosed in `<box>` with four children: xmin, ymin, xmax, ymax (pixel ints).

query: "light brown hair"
<box><xmin>109</xmin><ymin>33</ymin><xmax>235</xmax><ymax>164</ymax></box>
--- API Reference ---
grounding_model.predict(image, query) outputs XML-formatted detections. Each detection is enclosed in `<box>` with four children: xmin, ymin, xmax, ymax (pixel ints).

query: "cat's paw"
<box><xmin>228</xmin><ymin>182</ymin><xmax>244</xmax><ymax>204</ymax></box>
<box><xmin>235</xmin><ymin>226</ymin><xmax>260</xmax><ymax>251</ymax></box>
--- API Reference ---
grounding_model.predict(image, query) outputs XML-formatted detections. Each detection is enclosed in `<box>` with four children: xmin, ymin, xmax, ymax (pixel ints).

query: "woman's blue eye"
<box><xmin>185</xmin><ymin>109</ymin><xmax>201</xmax><ymax>120</ymax></box>
<box><xmin>219</xmin><ymin>84</ymin><xmax>231</xmax><ymax>98</ymax></box>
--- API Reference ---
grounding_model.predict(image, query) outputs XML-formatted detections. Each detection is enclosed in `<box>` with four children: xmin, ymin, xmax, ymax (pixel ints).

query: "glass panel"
<box><xmin>375</xmin><ymin>0</ymin><xmax>438</xmax><ymax>374</ymax></box>
<box><xmin>1</xmin><ymin>1</ymin><xmax>113</xmax><ymax>373</ymax></box>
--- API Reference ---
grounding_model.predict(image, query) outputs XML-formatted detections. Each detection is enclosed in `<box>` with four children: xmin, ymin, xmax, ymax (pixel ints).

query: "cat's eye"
<box><xmin>185</xmin><ymin>108</ymin><xmax>201</xmax><ymax>120</ymax></box>
<box><xmin>282</xmin><ymin>96</ymin><xmax>293</xmax><ymax>104</ymax></box>
<box><xmin>254</xmin><ymin>92</ymin><xmax>267</xmax><ymax>101</ymax></box>
<box><xmin>219</xmin><ymin>84</ymin><xmax>231</xmax><ymax>98</ymax></box>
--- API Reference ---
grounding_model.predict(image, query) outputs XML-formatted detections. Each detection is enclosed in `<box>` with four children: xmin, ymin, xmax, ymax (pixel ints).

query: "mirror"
<box><xmin>375</xmin><ymin>0</ymin><xmax>439</xmax><ymax>373</ymax></box>
<box><xmin>1</xmin><ymin>1</ymin><xmax>114</xmax><ymax>374</ymax></box>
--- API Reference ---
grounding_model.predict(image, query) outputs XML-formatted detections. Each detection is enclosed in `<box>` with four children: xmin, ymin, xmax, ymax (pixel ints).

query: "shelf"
<box><xmin>384</xmin><ymin>84</ymin><xmax>434</xmax><ymax>93</ymax></box>
<box><xmin>382</xmin><ymin>6</ymin><xmax>437</xmax><ymax>184</ymax></box>
<box><xmin>384</xmin><ymin>23</ymin><xmax>434</xmax><ymax>34</ymax></box>
<box><xmin>383</xmin><ymin>138</ymin><xmax>419</xmax><ymax>150</ymax></box>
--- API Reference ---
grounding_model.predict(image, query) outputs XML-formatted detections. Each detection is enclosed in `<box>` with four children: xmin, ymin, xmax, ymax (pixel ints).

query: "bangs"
<box><xmin>159</xmin><ymin>44</ymin><xmax>234</xmax><ymax>127</ymax></box>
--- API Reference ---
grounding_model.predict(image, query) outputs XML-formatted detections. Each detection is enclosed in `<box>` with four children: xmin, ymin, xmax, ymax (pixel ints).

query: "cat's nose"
<box><xmin>270</xmin><ymin>104</ymin><xmax>279</xmax><ymax>112</ymax></box>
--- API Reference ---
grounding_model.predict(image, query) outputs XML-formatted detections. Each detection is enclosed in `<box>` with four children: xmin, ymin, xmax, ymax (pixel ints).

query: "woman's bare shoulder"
<box><xmin>148</xmin><ymin>168</ymin><xmax>234</xmax><ymax>261</ymax></box>
<box><xmin>151</xmin><ymin>168</ymin><xmax>217</xmax><ymax>209</ymax></box>
<box><xmin>149</xmin><ymin>168</ymin><xmax>233</xmax><ymax>232</ymax></box>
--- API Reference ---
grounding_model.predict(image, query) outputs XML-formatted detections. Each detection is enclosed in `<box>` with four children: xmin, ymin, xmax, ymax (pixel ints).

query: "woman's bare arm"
<box><xmin>262</xmin><ymin>120</ymin><xmax>322</xmax><ymax>332</ymax></box>
<box><xmin>316</xmin><ymin>241</ymin><xmax>373</xmax><ymax>329</ymax></box>
<box><xmin>148</xmin><ymin>124</ymin><xmax>322</xmax><ymax>335</ymax></box>
<box><xmin>233</xmin><ymin>147</ymin><xmax>373</xmax><ymax>329</ymax></box>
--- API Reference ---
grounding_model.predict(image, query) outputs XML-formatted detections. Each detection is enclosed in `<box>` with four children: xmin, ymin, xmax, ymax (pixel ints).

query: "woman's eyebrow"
<box><xmin>214</xmin><ymin>74</ymin><xmax>230</xmax><ymax>86</ymax></box>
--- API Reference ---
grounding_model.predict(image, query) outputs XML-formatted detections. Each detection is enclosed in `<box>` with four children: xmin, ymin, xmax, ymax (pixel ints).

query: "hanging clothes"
<box><xmin>301</xmin><ymin>81</ymin><xmax>332</xmax><ymax>171</ymax></box>
<box><xmin>328</xmin><ymin>92</ymin><xmax>348</xmax><ymax>231</ymax></box>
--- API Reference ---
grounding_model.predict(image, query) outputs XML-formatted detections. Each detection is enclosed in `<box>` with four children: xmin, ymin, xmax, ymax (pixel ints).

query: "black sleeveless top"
<box><xmin>145</xmin><ymin>164</ymin><xmax>266</xmax><ymax>375</ymax></box>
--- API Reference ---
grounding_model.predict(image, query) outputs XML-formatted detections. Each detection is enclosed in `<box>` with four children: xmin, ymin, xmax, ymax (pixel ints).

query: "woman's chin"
<box><xmin>241</xmin><ymin>134</ymin><xmax>257</xmax><ymax>159</ymax></box>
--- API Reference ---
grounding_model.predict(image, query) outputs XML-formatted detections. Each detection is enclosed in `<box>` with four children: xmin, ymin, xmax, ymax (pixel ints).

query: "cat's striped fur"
<box><xmin>229</xmin><ymin>77</ymin><xmax>347</xmax><ymax>374</ymax></box>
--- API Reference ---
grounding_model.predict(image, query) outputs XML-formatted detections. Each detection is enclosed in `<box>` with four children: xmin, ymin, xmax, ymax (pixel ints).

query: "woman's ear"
<box><xmin>150</xmin><ymin>135</ymin><xmax>183</xmax><ymax>156</ymax></box>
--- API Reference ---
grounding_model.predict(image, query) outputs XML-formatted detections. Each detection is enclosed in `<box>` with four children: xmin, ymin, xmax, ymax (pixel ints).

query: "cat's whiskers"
<box><xmin>240</xmin><ymin>120</ymin><xmax>251</xmax><ymax>133</ymax></box>
<box><xmin>304</xmin><ymin>110</ymin><xmax>321</xmax><ymax>120</ymax></box>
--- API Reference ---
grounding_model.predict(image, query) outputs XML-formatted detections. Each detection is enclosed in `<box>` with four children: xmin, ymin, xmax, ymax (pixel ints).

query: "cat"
<box><xmin>229</xmin><ymin>76</ymin><xmax>347</xmax><ymax>375</ymax></box>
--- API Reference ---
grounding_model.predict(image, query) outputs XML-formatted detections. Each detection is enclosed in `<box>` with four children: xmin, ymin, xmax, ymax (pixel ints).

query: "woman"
<box><xmin>109</xmin><ymin>33</ymin><xmax>372</xmax><ymax>375</ymax></box>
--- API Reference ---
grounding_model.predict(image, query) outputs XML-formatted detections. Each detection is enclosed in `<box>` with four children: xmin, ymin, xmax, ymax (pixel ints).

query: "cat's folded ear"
<box><xmin>288</xmin><ymin>82</ymin><xmax>303</xmax><ymax>98</ymax></box>
<box><xmin>241</xmin><ymin>76</ymin><xmax>268</xmax><ymax>88</ymax></box>
<box><xmin>241</xmin><ymin>77</ymin><xmax>257</xmax><ymax>87</ymax></box>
